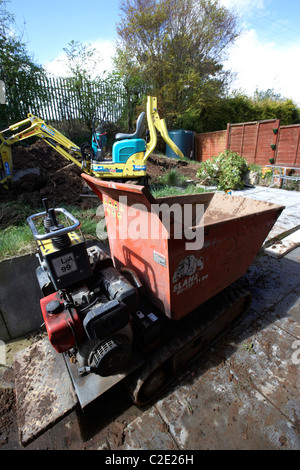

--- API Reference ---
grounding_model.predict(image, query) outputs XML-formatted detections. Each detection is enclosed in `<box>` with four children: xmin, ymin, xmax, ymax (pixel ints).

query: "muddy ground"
<box><xmin>0</xmin><ymin>140</ymin><xmax>201</xmax><ymax>208</ymax></box>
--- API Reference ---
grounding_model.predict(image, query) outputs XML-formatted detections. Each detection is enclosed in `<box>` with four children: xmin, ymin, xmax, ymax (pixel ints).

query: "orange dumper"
<box><xmin>25</xmin><ymin>178</ymin><xmax>284</xmax><ymax>409</ymax></box>
<box><xmin>78</xmin><ymin>175</ymin><xmax>284</xmax><ymax>404</ymax></box>
<box><xmin>83</xmin><ymin>176</ymin><xmax>283</xmax><ymax>321</ymax></box>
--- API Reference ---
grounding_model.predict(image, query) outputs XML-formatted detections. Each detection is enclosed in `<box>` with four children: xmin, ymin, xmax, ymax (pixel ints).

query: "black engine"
<box><xmin>29</xmin><ymin>200</ymin><xmax>140</xmax><ymax>378</ymax></box>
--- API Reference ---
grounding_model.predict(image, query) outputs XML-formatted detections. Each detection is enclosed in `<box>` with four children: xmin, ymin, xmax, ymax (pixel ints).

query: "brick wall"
<box><xmin>195</xmin><ymin>130</ymin><xmax>227</xmax><ymax>162</ymax></box>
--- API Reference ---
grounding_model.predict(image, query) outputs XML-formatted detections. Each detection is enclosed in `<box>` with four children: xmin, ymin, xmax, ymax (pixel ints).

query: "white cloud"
<box><xmin>220</xmin><ymin>0</ymin><xmax>268</xmax><ymax>14</ymax></box>
<box><xmin>224</xmin><ymin>29</ymin><xmax>300</xmax><ymax>105</ymax></box>
<box><xmin>44</xmin><ymin>52</ymin><xmax>69</xmax><ymax>77</ymax></box>
<box><xmin>44</xmin><ymin>39</ymin><xmax>115</xmax><ymax>78</ymax></box>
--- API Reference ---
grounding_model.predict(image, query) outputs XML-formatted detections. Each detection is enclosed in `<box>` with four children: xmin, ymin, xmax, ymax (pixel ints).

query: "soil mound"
<box><xmin>1</xmin><ymin>140</ymin><xmax>83</xmax><ymax>206</ymax></box>
<box><xmin>1</xmin><ymin>141</ymin><xmax>200</xmax><ymax>207</ymax></box>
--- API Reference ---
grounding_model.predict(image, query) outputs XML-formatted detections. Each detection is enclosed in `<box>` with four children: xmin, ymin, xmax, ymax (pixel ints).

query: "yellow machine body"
<box><xmin>0</xmin><ymin>96</ymin><xmax>184</xmax><ymax>188</ymax></box>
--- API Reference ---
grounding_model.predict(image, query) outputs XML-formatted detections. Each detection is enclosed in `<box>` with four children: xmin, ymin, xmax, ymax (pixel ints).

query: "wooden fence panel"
<box><xmin>228</xmin><ymin>125</ymin><xmax>243</xmax><ymax>155</ymax></box>
<box><xmin>195</xmin><ymin>119</ymin><xmax>290</xmax><ymax>166</ymax></box>
<box><xmin>239</xmin><ymin>124</ymin><xmax>257</xmax><ymax>164</ymax></box>
<box><xmin>255</xmin><ymin>120</ymin><xmax>278</xmax><ymax>165</ymax></box>
<box><xmin>276</xmin><ymin>125</ymin><xmax>300</xmax><ymax>166</ymax></box>
<box><xmin>227</xmin><ymin>120</ymin><xmax>279</xmax><ymax>166</ymax></box>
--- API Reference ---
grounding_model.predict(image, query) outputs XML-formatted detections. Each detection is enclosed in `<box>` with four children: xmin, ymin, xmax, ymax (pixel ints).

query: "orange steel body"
<box><xmin>82</xmin><ymin>174</ymin><xmax>284</xmax><ymax>321</ymax></box>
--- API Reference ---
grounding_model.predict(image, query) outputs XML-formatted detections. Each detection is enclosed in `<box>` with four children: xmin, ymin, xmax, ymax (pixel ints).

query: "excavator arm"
<box><xmin>144</xmin><ymin>96</ymin><xmax>184</xmax><ymax>161</ymax></box>
<box><xmin>0</xmin><ymin>114</ymin><xmax>90</xmax><ymax>187</ymax></box>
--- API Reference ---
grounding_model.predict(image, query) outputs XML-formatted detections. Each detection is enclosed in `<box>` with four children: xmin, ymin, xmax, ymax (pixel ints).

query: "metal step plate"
<box><xmin>64</xmin><ymin>349</ymin><xmax>144</xmax><ymax>409</ymax></box>
<box><xmin>14</xmin><ymin>337</ymin><xmax>78</xmax><ymax>446</ymax></box>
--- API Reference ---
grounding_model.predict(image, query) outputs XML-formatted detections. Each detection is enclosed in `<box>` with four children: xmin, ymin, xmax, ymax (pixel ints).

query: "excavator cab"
<box><xmin>89</xmin><ymin>110</ymin><xmax>149</xmax><ymax>182</ymax></box>
<box><xmin>111</xmin><ymin>111</ymin><xmax>146</xmax><ymax>164</ymax></box>
<box><xmin>86</xmin><ymin>111</ymin><xmax>146</xmax><ymax>163</ymax></box>
<box><xmin>80</xmin><ymin>111</ymin><xmax>148</xmax><ymax>182</ymax></box>
<box><xmin>115</xmin><ymin>111</ymin><xmax>145</xmax><ymax>142</ymax></box>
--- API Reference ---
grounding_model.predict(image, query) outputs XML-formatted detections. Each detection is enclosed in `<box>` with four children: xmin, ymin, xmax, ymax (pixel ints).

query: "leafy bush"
<box><xmin>197</xmin><ymin>150</ymin><xmax>248</xmax><ymax>190</ymax></box>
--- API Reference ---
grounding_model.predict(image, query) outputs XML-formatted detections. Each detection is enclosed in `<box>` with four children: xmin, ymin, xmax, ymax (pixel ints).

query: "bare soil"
<box><xmin>147</xmin><ymin>153</ymin><xmax>200</xmax><ymax>181</ymax></box>
<box><xmin>0</xmin><ymin>387</ymin><xmax>15</xmax><ymax>447</ymax></box>
<box><xmin>0</xmin><ymin>141</ymin><xmax>201</xmax><ymax>207</ymax></box>
<box><xmin>0</xmin><ymin>140</ymin><xmax>83</xmax><ymax>207</ymax></box>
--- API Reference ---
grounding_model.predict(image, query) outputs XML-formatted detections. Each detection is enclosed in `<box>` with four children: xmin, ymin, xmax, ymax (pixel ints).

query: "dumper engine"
<box><xmin>27</xmin><ymin>199</ymin><xmax>140</xmax><ymax>377</ymax></box>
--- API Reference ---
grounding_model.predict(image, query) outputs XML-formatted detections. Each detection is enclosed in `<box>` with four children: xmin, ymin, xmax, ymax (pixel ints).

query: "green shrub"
<box><xmin>197</xmin><ymin>150</ymin><xmax>248</xmax><ymax>190</ymax></box>
<box><xmin>157</xmin><ymin>169</ymin><xmax>187</xmax><ymax>187</ymax></box>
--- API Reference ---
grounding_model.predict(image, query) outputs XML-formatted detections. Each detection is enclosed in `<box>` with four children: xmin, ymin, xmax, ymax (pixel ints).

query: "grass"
<box><xmin>150</xmin><ymin>184</ymin><xmax>205</xmax><ymax>198</ymax></box>
<box><xmin>0</xmin><ymin>169</ymin><xmax>205</xmax><ymax>259</ymax></box>
<box><xmin>150</xmin><ymin>168</ymin><xmax>205</xmax><ymax>198</ymax></box>
<box><xmin>157</xmin><ymin>168</ymin><xmax>187</xmax><ymax>187</ymax></box>
<box><xmin>58</xmin><ymin>205</ymin><xmax>100</xmax><ymax>237</ymax></box>
<box><xmin>0</xmin><ymin>223</ymin><xmax>35</xmax><ymax>259</ymax></box>
<box><xmin>0</xmin><ymin>201</ymin><xmax>102</xmax><ymax>260</ymax></box>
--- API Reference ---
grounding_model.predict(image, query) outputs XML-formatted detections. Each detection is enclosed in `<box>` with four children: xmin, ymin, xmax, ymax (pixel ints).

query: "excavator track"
<box><xmin>124</xmin><ymin>285</ymin><xmax>252</xmax><ymax>406</ymax></box>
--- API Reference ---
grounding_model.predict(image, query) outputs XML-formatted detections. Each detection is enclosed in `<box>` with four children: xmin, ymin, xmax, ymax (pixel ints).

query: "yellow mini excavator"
<box><xmin>0</xmin><ymin>96</ymin><xmax>184</xmax><ymax>189</ymax></box>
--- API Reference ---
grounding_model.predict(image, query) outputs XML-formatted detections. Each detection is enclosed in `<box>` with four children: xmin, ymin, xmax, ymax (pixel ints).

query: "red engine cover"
<box><xmin>40</xmin><ymin>291</ymin><xmax>85</xmax><ymax>353</ymax></box>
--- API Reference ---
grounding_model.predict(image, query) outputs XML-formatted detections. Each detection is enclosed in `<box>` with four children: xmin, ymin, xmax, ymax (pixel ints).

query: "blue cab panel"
<box><xmin>113</xmin><ymin>139</ymin><xmax>146</xmax><ymax>164</ymax></box>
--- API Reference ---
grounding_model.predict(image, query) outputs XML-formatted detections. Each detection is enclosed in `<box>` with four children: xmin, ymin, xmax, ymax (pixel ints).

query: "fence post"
<box><xmin>225</xmin><ymin>123</ymin><xmax>230</xmax><ymax>150</ymax></box>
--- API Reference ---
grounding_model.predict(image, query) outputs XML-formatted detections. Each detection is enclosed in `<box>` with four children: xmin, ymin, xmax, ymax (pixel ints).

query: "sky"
<box><xmin>7</xmin><ymin>0</ymin><xmax>300</xmax><ymax>106</ymax></box>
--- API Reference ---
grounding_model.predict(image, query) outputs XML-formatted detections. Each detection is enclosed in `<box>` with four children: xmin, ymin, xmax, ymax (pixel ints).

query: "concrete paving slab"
<box><xmin>0</xmin><ymin>254</ymin><xmax>43</xmax><ymax>340</ymax></box>
<box><xmin>258</xmin><ymin>291</ymin><xmax>299</xmax><ymax>339</ymax></box>
<box><xmin>284</xmin><ymin>206</ymin><xmax>300</xmax><ymax>216</ymax></box>
<box><xmin>264</xmin><ymin>230</ymin><xmax>300</xmax><ymax>258</ymax></box>
<box><xmin>153</xmin><ymin>353</ymin><xmax>300</xmax><ymax>450</ymax></box>
<box><xmin>121</xmin><ymin>272</ymin><xmax>300</xmax><ymax>451</ymax></box>
<box><xmin>271</xmin><ymin>212</ymin><xmax>300</xmax><ymax>231</ymax></box>
<box><xmin>243</xmin><ymin>262</ymin><xmax>300</xmax><ymax>314</ymax></box>
<box><xmin>116</xmin><ymin>408</ymin><xmax>178</xmax><ymax>451</ymax></box>
<box><xmin>266</xmin><ymin>220</ymin><xmax>300</xmax><ymax>242</ymax></box>
<box><xmin>232</xmin><ymin>187</ymin><xmax>300</xmax><ymax>247</ymax></box>
<box><xmin>232</xmin><ymin>187</ymin><xmax>300</xmax><ymax>207</ymax></box>
<box><xmin>225</xmin><ymin>325</ymin><xmax>299</xmax><ymax>429</ymax></box>
<box><xmin>285</xmin><ymin>246</ymin><xmax>300</xmax><ymax>263</ymax></box>
<box><xmin>114</xmin><ymin>257</ymin><xmax>300</xmax><ymax>451</ymax></box>
<box><xmin>271</xmin><ymin>199</ymin><xmax>299</xmax><ymax>208</ymax></box>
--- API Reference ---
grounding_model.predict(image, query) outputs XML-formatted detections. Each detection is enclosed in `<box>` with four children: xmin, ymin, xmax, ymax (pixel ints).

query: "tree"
<box><xmin>62</xmin><ymin>40</ymin><xmax>103</xmax><ymax>128</ymax></box>
<box><xmin>115</xmin><ymin>0</ymin><xmax>240</xmax><ymax>128</ymax></box>
<box><xmin>0</xmin><ymin>0</ymin><xmax>46</xmax><ymax>124</ymax></box>
<box><xmin>193</xmin><ymin>88</ymin><xmax>300</xmax><ymax>133</ymax></box>
<box><xmin>61</xmin><ymin>40</ymin><xmax>128</xmax><ymax>134</ymax></box>
<box><xmin>252</xmin><ymin>88</ymin><xmax>299</xmax><ymax>125</ymax></box>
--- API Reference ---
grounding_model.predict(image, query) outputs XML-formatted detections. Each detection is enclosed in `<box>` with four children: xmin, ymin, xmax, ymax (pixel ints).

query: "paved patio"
<box><xmin>110</xmin><ymin>186</ymin><xmax>300</xmax><ymax>451</ymax></box>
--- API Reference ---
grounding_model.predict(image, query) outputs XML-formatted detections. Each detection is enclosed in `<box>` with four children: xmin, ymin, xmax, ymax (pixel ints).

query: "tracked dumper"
<box><xmin>14</xmin><ymin>178</ymin><xmax>284</xmax><ymax>445</ymax></box>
